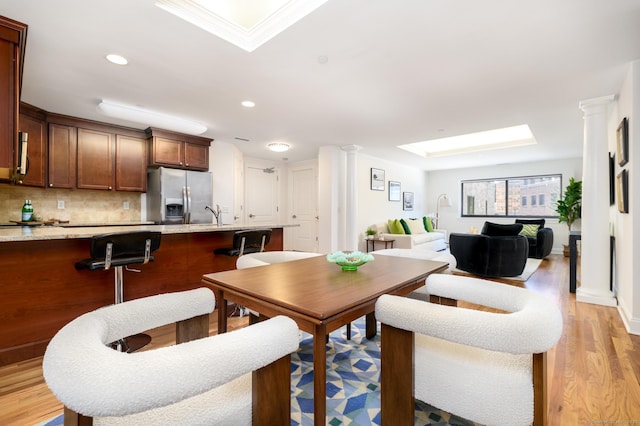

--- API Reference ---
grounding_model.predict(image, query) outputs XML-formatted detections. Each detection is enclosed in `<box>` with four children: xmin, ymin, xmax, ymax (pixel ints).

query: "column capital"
<box><xmin>341</xmin><ymin>145</ymin><xmax>362</xmax><ymax>153</ymax></box>
<box><xmin>579</xmin><ymin>95</ymin><xmax>615</xmax><ymax>113</ymax></box>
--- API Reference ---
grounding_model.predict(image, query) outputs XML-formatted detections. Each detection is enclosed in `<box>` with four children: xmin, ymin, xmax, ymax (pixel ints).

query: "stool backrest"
<box><xmin>233</xmin><ymin>229</ymin><xmax>272</xmax><ymax>256</ymax></box>
<box><xmin>90</xmin><ymin>231</ymin><xmax>162</xmax><ymax>267</ymax></box>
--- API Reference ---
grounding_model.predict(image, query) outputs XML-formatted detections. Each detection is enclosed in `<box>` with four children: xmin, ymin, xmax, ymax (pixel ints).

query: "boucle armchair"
<box><xmin>375</xmin><ymin>274</ymin><xmax>563</xmax><ymax>426</ymax></box>
<box><xmin>43</xmin><ymin>288</ymin><xmax>299</xmax><ymax>425</ymax></box>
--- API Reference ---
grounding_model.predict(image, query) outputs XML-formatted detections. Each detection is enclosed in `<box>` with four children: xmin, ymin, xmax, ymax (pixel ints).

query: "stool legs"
<box><xmin>110</xmin><ymin>265</ymin><xmax>151</xmax><ymax>353</ymax></box>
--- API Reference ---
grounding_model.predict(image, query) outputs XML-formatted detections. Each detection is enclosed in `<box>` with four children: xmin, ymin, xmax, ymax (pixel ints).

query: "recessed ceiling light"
<box><xmin>398</xmin><ymin>125</ymin><xmax>537</xmax><ymax>158</ymax></box>
<box><xmin>242</xmin><ymin>100</ymin><xmax>255</xmax><ymax>108</ymax></box>
<box><xmin>106</xmin><ymin>54</ymin><xmax>128</xmax><ymax>65</ymax></box>
<box><xmin>267</xmin><ymin>142</ymin><xmax>290</xmax><ymax>152</ymax></box>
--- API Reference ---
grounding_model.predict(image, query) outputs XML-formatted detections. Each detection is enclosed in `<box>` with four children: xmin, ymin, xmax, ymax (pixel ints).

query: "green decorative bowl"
<box><xmin>326</xmin><ymin>251</ymin><xmax>374</xmax><ymax>271</ymax></box>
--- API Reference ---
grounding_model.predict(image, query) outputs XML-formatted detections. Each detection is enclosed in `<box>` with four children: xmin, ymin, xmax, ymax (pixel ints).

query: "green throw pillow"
<box><xmin>519</xmin><ymin>224</ymin><xmax>540</xmax><ymax>237</ymax></box>
<box><xmin>387</xmin><ymin>219</ymin><xmax>405</xmax><ymax>234</ymax></box>
<box><xmin>423</xmin><ymin>216</ymin><xmax>434</xmax><ymax>232</ymax></box>
<box><xmin>399</xmin><ymin>218</ymin><xmax>411</xmax><ymax>234</ymax></box>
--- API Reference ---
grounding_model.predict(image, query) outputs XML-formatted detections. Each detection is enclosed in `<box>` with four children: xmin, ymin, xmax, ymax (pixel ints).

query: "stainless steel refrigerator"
<box><xmin>147</xmin><ymin>167</ymin><xmax>213</xmax><ymax>224</ymax></box>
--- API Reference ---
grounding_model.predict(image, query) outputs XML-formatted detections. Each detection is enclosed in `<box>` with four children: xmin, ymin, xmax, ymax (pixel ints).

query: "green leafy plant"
<box><xmin>556</xmin><ymin>177</ymin><xmax>582</xmax><ymax>231</ymax></box>
<box><xmin>365</xmin><ymin>228</ymin><xmax>377</xmax><ymax>236</ymax></box>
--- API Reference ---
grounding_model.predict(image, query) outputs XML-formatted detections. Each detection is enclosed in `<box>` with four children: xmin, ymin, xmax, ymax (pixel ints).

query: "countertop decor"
<box><xmin>326</xmin><ymin>251</ymin><xmax>374</xmax><ymax>271</ymax></box>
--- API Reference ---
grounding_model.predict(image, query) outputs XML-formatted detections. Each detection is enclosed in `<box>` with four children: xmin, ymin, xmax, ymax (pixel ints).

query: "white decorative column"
<box><xmin>341</xmin><ymin>145</ymin><xmax>361</xmax><ymax>251</ymax></box>
<box><xmin>577</xmin><ymin>95</ymin><xmax>617</xmax><ymax>307</ymax></box>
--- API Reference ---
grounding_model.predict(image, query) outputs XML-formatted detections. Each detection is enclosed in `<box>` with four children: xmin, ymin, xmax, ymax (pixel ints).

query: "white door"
<box><xmin>290</xmin><ymin>165</ymin><xmax>319</xmax><ymax>252</ymax></box>
<box><xmin>245</xmin><ymin>165</ymin><xmax>278</xmax><ymax>224</ymax></box>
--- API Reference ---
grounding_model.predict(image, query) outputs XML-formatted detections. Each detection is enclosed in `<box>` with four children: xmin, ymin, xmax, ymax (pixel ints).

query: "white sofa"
<box><xmin>372</xmin><ymin>222</ymin><xmax>447</xmax><ymax>251</ymax></box>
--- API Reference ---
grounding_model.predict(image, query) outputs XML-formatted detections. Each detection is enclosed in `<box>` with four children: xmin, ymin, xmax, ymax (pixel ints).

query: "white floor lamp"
<box><xmin>435</xmin><ymin>193</ymin><xmax>451</xmax><ymax>229</ymax></box>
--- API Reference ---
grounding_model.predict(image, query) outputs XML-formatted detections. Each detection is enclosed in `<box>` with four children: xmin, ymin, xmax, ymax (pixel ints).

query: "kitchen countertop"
<box><xmin>0</xmin><ymin>223</ymin><xmax>298</xmax><ymax>242</ymax></box>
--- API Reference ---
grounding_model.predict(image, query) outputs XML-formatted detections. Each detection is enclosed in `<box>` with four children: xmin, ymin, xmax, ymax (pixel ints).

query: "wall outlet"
<box><xmin>123</xmin><ymin>201</ymin><xmax>130</xmax><ymax>210</ymax></box>
<box><xmin>57</xmin><ymin>200</ymin><xmax>65</xmax><ymax>209</ymax></box>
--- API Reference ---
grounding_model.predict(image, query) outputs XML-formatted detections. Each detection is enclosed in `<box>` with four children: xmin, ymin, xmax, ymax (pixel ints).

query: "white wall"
<box><xmin>614</xmin><ymin>60</ymin><xmax>639</xmax><ymax>334</ymax></box>
<box><xmin>356</xmin><ymin>153</ymin><xmax>428</xmax><ymax>252</ymax></box>
<box><xmin>425</xmin><ymin>158</ymin><xmax>583</xmax><ymax>253</ymax></box>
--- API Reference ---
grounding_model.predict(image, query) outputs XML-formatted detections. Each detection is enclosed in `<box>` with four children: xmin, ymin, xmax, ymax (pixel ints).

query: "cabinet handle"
<box><xmin>292</xmin><ymin>215</ymin><xmax>297</xmax><ymax>219</ymax></box>
<box><xmin>108</xmin><ymin>186</ymin><xmax>112</xmax><ymax>190</ymax></box>
<box><xmin>49</xmin><ymin>183</ymin><xmax>53</xmax><ymax>187</ymax></box>
<box><xmin>249</xmin><ymin>214</ymin><xmax>255</xmax><ymax>218</ymax></box>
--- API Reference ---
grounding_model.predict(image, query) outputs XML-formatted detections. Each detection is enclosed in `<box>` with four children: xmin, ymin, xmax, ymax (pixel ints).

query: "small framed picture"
<box><xmin>403</xmin><ymin>192</ymin><xmax>414</xmax><ymax>211</ymax></box>
<box><xmin>617</xmin><ymin>117</ymin><xmax>629</xmax><ymax>166</ymax></box>
<box><xmin>617</xmin><ymin>169</ymin><xmax>629</xmax><ymax>213</ymax></box>
<box><xmin>371</xmin><ymin>168</ymin><xmax>385</xmax><ymax>191</ymax></box>
<box><xmin>388</xmin><ymin>181</ymin><xmax>401</xmax><ymax>201</ymax></box>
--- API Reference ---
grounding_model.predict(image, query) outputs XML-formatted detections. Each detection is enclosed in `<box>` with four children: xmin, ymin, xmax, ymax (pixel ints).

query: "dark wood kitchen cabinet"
<box><xmin>77</xmin><ymin>128</ymin><xmax>114</xmax><ymax>190</ymax></box>
<box><xmin>0</xmin><ymin>16</ymin><xmax>27</xmax><ymax>182</ymax></box>
<box><xmin>146</xmin><ymin>127</ymin><xmax>212</xmax><ymax>171</ymax></box>
<box><xmin>17</xmin><ymin>104</ymin><xmax>47</xmax><ymax>187</ymax></box>
<box><xmin>116</xmin><ymin>134</ymin><xmax>147</xmax><ymax>192</ymax></box>
<box><xmin>48</xmin><ymin>123</ymin><xmax>76</xmax><ymax>189</ymax></box>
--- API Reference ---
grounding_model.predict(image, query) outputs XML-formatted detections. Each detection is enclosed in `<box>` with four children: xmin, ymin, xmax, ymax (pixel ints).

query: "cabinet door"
<box><xmin>77</xmin><ymin>128</ymin><xmax>114</xmax><ymax>190</ymax></box>
<box><xmin>184</xmin><ymin>142</ymin><xmax>209</xmax><ymax>170</ymax></box>
<box><xmin>0</xmin><ymin>36</ymin><xmax>14</xmax><ymax>171</ymax></box>
<box><xmin>151</xmin><ymin>137</ymin><xmax>183</xmax><ymax>167</ymax></box>
<box><xmin>116</xmin><ymin>134</ymin><xmax>147</xmax><ymax>192</ymax></box>
<box><xmin>48</xmin><ymin>123</ymin><xmax>76</xmax><ymax>189</ymax></box>
<box><xmin>18</xmin><ymin>111</ymin><xmax>46</xmax><ymax>187</ymax></box>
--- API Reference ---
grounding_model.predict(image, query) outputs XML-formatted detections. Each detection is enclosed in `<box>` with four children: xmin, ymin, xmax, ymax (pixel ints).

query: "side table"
<box><xmin>365</xmin><ymin>238</ymin><xmax>395</xmax><ymax>253</ymax></box>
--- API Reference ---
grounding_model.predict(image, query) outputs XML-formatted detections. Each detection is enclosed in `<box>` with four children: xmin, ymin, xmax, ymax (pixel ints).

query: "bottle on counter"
<box><xmin>21</xmin><ymin>200</ymin><xmax>33</xmax><ymax>222</ymax></box>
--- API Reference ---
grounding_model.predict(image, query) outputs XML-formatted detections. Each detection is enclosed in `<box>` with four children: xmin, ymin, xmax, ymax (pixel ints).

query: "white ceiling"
<box><xmin>3</xmin><ymin>0</ymin><xmax>640</xmax><ymax>171</ymax></box>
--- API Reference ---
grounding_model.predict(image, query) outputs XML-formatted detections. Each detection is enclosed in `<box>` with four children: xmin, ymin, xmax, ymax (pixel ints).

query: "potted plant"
<box><xmin>555</xmin><ymin>177</ymin><xmax>582</xmax><ymax>256</ymax></box>
<box><xmin>365</xmin><ymin>228</ymin><xmax>377</xmax><ymax>240</ymax></box>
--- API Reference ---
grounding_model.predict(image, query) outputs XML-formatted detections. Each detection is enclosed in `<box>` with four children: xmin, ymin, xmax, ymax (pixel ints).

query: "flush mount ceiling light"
<box><xmin>97</xmin><ymin>100</ymin><xmax>207</xmax><ymax>135</ymax></box>
<box><xmin>106</xmin><ymin>54</ymin><xmax>128</xmax><ymax>65</ymax></box>
<box><xmin>155</xmin><ymin>0</ymin><xmax>329</xmax><ymax>52</ymax></box>
<box><xmin>398</xmin><ymin>124</ymin><xmax>537</xmax><ymax>158</ymax></box>
<box><xmin>241</xmin><ymin>100</ymin><xmax>255</xmax><ymax>107</ymax></box>
<box><xmin>267</xmin><ymin>142</ymin><xmax>290</xmax><ymax>152</ymax></box>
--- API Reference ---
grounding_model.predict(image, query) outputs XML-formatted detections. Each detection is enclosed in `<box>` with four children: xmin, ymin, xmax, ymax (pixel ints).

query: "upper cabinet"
<box><xmin>48</xmin><ymin>122</ymin><xmax>77</xmax><ymax>189</ymax></box>
<box><xmin>0</xmin><ymin>16</ymin><xmax>27</xmax><ymax>182</ymax></box>
<box><xmin>17</xmin><ymin>103</ymin><xmax>46</xmax><ymax>187</ymax></box>
<box><xmin>146</xmin><ymin>127</ymin><xmax>212</xmax><ymax>171</ymax></box>
<box><xmin>115</xmin><ymin>134</ymin><xmax>147</xmax><ymax>192</ymax></box>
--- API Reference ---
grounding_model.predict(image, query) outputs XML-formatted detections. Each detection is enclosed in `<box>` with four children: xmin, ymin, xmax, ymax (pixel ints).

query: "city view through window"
<box><xmin>461</xmin><ymin>174</ymin><xmax>562</xmax><ymax>217</ymax></box>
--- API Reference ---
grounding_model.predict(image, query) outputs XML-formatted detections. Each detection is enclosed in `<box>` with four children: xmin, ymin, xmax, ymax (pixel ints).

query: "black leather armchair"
<box><xmin>449</xmin><ymin>222</ymin><xmax>529</xmax><ymax>278</ymax></box>
<box><xmin>515</xmin><ymin>219</ymin><xmax>553</xmax><ymax>259</ymax></box>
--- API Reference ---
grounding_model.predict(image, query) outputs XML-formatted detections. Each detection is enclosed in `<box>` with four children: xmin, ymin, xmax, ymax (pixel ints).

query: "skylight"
<box><xmin>155</xmin><ymin>0</ymin><xmax>328</xmax><ymax>52</ymax></box>
<box><xmin>398</xmin><ymin>125</ymin><xmax>537</xmax><ymax>158</ymax></box>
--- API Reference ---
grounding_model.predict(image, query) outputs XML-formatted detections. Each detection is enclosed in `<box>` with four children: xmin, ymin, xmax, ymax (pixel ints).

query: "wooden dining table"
<box><xmin>201</xmin><ymin>254</ymin><xmax>448</xmax><ymax>425</ymax></box>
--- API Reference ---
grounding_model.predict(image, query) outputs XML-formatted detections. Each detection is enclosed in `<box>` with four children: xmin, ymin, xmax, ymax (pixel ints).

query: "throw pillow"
<box><xmin>387</xmin><ymin>219</ymin><xmax>405</xmax><ymax>234</ymax></box>
<box><xmin>481</xmin><ymin>222</ymin><xmax>523</xmax><ymax>236</ymax></box>
<box><xmin>519</xmin><ymin>224</ymin><xmax>540</xmax><ymax>237</ymax></box>
<box><xmin>399</xmin><ymin>218</ymin><xmax>411</xmax><ymax>234</ymax></box>
<box><xmin>423</xmin><ymin>216</ymin><xmax>434</xmax><ymax>232</ymax></box>
<box><xmin>406</xmin><ymin>218</ymin><xmax>426</xmax><ymax>234</ymax></box>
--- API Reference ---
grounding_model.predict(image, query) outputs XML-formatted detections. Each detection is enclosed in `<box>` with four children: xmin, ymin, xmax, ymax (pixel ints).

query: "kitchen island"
<box><xmin>0</xmin><ymin>223</ymin><xmax>292</xmax><ymax>366</ymax></box>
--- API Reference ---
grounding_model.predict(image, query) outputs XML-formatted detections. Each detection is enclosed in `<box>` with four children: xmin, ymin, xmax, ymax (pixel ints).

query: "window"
<box><xmin>461</xmin><ymin>174</ymin><xmax>561</xmax><ymax>218</ymax></box>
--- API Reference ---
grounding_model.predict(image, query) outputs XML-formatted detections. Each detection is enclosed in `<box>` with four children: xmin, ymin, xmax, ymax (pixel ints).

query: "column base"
<box><xmin>576</xmin><ymin>288</ymin><xmax>617</xmax><ymax>307</ymax></box>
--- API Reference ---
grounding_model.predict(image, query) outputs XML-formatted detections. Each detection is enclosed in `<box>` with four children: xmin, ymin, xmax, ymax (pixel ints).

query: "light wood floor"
<box><xmin>1</xmin><ymin>254</ymin><xmax>639</xmax><ymax>425</ymax></box>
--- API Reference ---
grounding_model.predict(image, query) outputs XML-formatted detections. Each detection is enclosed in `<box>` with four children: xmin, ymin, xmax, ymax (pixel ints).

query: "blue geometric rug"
<box><xmin>38</xmin><ymin>320</ymin><xmax>478</xmax><ymax>426</ymax></box>
<box><xmin>291</xmin><ymin>319</ymin><xmax>479</xmax><ymax>426</ymax></box>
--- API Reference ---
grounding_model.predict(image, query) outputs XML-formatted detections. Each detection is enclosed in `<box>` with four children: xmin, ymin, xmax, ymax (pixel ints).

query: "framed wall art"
<box><xmin>616</xmin><ymin>169</ymin><xmax>628</xmax><ymax>214</ymax></box>
<box><xmin>389</xmin><ymin>181</ymin><xmax>401</xmax><ymax>201</ymax></box>
<box><xmin>371</xmin><ymin>168</ymin><xmax>385</xmax><ymax>191</ymax></box>
<box><xmin>617</xmin><ymin>117</ymin><xmax>629</xmax><ymax>166</ymax></box>
<box><xmin>609</xmin><ymin>153</ymin><xmax>615</xmax><ymax>206</ymax></box>
<box><xmin>403</xmin><ymin>192</ymin><xmax>414</xmax><ymax>211</ymax></box>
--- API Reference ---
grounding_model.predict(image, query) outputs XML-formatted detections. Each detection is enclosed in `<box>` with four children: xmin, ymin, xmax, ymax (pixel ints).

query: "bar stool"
<box><xmin>214</xmin><ymin>229</ymin><xmax>272</xmax><ymax>257</ymax></box>
<box><xmin>75</xmin><ymin>230</ymin><xmax>161</xmax><ymax>352</ymax></box>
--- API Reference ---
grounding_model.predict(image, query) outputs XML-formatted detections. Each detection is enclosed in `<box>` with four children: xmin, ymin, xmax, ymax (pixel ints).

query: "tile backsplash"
<box><xmin>0</xmin><ymin>185</ymin><xmax>142</xmax><ymax>223</ymax></box>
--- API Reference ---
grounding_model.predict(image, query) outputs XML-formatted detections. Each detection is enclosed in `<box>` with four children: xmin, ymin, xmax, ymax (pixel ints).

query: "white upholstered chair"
<box><xmin>236</xmin><ymin>250</ymin><xmax>322</xmax><ymax>269</ymax></box>
<box><xmin>43</xmin><ymin>288</ymin><xmax>299</xmax><ymax>425</ymax></box>
<box><xmin>375</xmin><ymin>274</ymin><xmax>563</xmax><ymax>426</ymax></box>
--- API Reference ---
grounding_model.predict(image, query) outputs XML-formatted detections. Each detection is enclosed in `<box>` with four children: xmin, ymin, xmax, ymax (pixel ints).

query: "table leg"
<box><xmin>215</xmin><ymin>290</ymin><xmax>227</xmax><ymax>334</ymax></box>
<box><xmin>365</xmin><ymin>312</ymin><xmax>377</xmax><ymax>339</ymax></box>
<box><xmin>313</xmin><ymin>323</ymin><xmax>327</xmax><ymax>426</ymax></box>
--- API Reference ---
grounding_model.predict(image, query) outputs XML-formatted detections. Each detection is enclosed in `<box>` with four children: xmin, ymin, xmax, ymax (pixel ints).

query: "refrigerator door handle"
<box><xmin>182</xmin><ymin>187</ymin><xmax>188</xmax><ymax>224</ymax></box>
<box><xmin>186</xmin><ymin>186</ymin><xmax>192</xmax><ymax>224</ymax></box>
